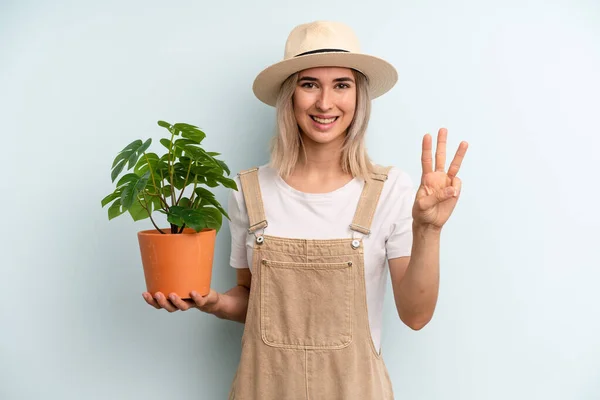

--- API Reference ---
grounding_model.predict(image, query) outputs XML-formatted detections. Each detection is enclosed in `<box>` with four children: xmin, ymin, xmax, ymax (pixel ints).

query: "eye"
<box><xmin>336</xmin><ymin>83</ymin><xmax>351</xmax><ymax>89</ymax></box>
<box><xmin>301</xmin><ymin>82</ymin><xmax>317</xmax><ymax>89</ymax></box>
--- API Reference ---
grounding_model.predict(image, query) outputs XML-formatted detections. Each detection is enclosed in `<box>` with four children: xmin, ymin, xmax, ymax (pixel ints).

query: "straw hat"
<box><xmin>252</xmin><ymin>20</ymin><xmax>398</xmax><ymax>107</ymax></box>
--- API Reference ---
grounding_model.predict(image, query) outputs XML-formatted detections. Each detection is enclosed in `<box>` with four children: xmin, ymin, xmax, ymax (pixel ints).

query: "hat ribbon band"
<box><xmin>294</xmin><ymin>48</ymin><xmax>349</xmax><ymax>57</ymax></box>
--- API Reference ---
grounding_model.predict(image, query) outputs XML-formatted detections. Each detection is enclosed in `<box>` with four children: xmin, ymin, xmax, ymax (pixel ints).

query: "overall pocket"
<box><xmin>259</xmin><ymin>259</ymin><xmax>354</xmax><ymax>349</ymax></box>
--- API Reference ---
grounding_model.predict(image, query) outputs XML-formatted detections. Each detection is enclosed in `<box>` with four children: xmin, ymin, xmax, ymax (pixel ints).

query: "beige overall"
<box><xmin>228</xmin><ymin>166</ymin><xmax>395</xmax><ymax>400</ymax></box>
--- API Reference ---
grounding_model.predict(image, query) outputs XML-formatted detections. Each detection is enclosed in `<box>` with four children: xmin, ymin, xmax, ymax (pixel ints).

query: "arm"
<box><xmin>210</xmin><ymin>180</ymin><xmax>253</xmax><ymax>323</ymax></box>
<box><xmin>389</xmin><ymin>224</ymin><xmax>441</xmax><ymax>331</ymax></box>
<box><xmin>390</xmin><ymin>128</ymin><xmax>468</xmax><ymax>330</ymax></box>
<box><xmin>212</xmin><ymin>268</ymin><xmax>252</xmax><ymax>323</ymax></box>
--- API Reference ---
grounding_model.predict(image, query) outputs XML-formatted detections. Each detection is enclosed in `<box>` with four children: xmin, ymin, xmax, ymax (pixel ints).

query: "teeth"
<box><xmin>312</xmin><ymin>116</ymin><xmax>337</xmax><ymax>124</ymax></box>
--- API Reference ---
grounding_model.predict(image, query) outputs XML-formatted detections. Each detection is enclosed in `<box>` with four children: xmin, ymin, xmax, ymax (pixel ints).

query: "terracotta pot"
<box><xmin>137</xmin><ymin>227</ymin><xmax>216</xmax><ymax>298</ymax></box>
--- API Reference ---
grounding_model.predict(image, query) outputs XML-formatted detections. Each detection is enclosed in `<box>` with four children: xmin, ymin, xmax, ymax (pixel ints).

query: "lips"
<box><xmin>311</xmin><ymin>115</ymin><xmax>338</xmax><ymax>124</ymax></box>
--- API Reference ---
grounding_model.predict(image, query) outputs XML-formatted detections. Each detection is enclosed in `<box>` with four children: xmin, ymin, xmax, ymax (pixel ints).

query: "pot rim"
<box><xmin>137</xmin><ymin>227</ymin><xmax>216</xmax><ymax>236</ymax></box>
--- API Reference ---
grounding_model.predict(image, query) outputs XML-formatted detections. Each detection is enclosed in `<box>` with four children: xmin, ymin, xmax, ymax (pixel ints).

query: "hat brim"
<box><xmin>252</xmin><ymin>52</ymin><xmax>398</xmax><ymax>107</ymax></box>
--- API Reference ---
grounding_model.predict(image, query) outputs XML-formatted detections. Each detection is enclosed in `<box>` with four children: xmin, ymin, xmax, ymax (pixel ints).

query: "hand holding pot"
<box><xmin>142</xmin><ymin>290</ymin><xmax>222</xmax><ymax>314</ymax></box>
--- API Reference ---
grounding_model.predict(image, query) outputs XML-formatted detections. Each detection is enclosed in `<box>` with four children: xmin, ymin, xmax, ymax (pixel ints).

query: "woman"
<box><xmin>143</xmin><ymin>20</ymin><xmax>468</xmax><ymax>399</ymax></box>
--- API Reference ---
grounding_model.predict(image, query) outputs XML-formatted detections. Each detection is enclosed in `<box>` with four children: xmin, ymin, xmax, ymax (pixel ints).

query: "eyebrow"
<box><xmin>298</xmin><ymin>76</ymin><xmax>355</xmax><ymax>83</ymax></box>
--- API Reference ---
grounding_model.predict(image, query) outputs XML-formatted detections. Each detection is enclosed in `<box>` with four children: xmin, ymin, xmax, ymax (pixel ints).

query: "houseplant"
<box><xmin>101</xmin><ymin>120</ymin><xmax>237</xmax><ymax>298</ymax></box>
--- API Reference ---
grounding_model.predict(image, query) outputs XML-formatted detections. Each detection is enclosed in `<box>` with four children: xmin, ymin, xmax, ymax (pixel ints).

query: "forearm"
<box><xmin>213</xmin><ymin>285</ymin><xmax>250</xmax><ymax>323</ymax></box>
<box><xmin>395</xmin><ymin>223</ymin><xmax>441</xmax><ymax>329</ymax></box>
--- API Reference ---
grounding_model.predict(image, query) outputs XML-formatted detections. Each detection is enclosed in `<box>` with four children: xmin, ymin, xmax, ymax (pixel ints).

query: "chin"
<box><xmin>302</xmin><ymin>130</ymin><xmax>346</xmax><ymax>145</ymax></box>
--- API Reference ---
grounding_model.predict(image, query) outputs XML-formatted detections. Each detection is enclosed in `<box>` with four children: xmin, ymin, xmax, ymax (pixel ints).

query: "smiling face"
<box><xmin>293</xmin><ymin>67</ymin><xmax>357</xmax><ymax>147</ymax></box>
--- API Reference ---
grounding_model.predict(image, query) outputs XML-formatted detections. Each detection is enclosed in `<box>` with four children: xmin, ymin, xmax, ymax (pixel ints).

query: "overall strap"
<box><xmin>350</xmin><ymin>165</ymin><xmax>393</xmax><ymax>235</ymax></box>
<box><xmin>238</xmin><ymin>167</ymin><xmax>268</xmax><ymax>234</ymax></box>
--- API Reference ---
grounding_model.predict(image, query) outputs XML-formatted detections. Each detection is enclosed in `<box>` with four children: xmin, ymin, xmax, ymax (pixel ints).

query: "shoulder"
<box><xmin>233</xmin><ymin>164</ymin><xmax>277</xmax><ymax>188</ymax></box>
<box><xmin>368</xmin><ymin>164</ymin><xmax>416</xmax><ymax>208</ymax></box>
<box><xmin>371</xmin><ymin>164</ymin><xmax>414</xmax><ymax>191</ymax></box>
<box><xmin>230</xmin><ymin>163</ymin><xmax>277</xmax><ymax>204</ymax></box>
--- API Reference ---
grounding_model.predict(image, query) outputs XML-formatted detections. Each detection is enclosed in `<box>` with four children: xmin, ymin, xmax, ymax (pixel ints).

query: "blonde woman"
<box><xmin>143</xmin><ymin>20</ymin><xmax>468</xmax><ymax>399</ymax></box>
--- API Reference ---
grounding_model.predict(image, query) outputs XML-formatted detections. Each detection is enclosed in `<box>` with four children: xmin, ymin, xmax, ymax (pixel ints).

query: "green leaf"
<box><xmin>133</xmin><ymin>153</ymin><xmax>160</xmax><ymax>175</ymax></box>
<box><xmin>201</xmin><ymin>169</ymin><xmax>227</xmax><ymax>184</ymax></box>
<box><xmin>167</xmin><ymin>206</ymin><xmax>185</xmax><ymax>227</ymax></box>
<box><xmin>134</xmin><ymin>152</ymin><xmax>167</xmax><ymax>177</ymax></box>
<box><xmin>194</xmin><ymin>190</ymin><xmax>230</xmax><ymax>220</ymax></box>
<box><xmin>180</xmin><ymin>127</ymin><xmax>206</xmax><ymax>143</ymax></box>
<box><xmin>205</xmin><ymin>178</ymin><xmax>219</xmax><ymax>187</ymax></box>
<box><xmin>160</xmin><ymin>138</ymin><xmax>173</xmax><ymax>151</ymax></box>
<box><xmin>135</xmin><ymin>171</ymin><xmax>151</xmax><ymax>191</ymax></box>
<box><xmin>216</xmin><ymin>159</ymin><xmax>231</xmax><ymax>175</ymax></box>
<box><xmin>181</xmin><ymin>209</ymin><xmax>208</xmax><ymax>232</ymax></box>
<box><xmin>191</xmin><ymin>166</ymin><xmax>220</xmax><ymax>178</ymax></box>
<box><xmin>157</xmin><ymin>120</ymin><xmax>171</xmax><ymax>129</ymax></box>
<box><xmin>213</xmin><ymin>175</ymin><xmax>238</xmax><ymax>190</ymax></box>
<box><xmin>138</xmin><ymin>138</ymin><xmax>152</xmax><ymax>154</ymax></box>
<box><xmin>202</xmin><ymin>206</ymin><xmax>223</xmax><ymax>231</ymax></box>
<box><xmin>151</xmin><ymin>196</ymin><xmax>163</xmax><ymax>213</ymax></box>
<box><xmin>162</xmin><ymin>185</ymin><xmax>173</xmax><ymax>197</ymax></box>
<box><xmin>171</xmin><ymin>163</ymin><xmax>190</xmax><ymax>190</ymax></box>
<box><xmin>112</xmin><ymin>139</ymin><xmax>142</xmax><ymax>168</ymax></box>
<box><xmin>178</xmin><ymin>156</ymin><xmax>192</xmax><ymax>165</ymax></box>
<box><xmin>116</xmin><ymin>173</ymin><xmax>140</xmax><ymax>188</ymax></box>
<box><xmin>174</xmin><ymin>138</ymin><xmax>199</xmax><ymax>148</ymax></box>
<box><xmin>101</xmin><ymin>191</ymin><xmax>120</xmax><ymax>207</ymax></box>
<box><xmin>134</xmin><ymin>152</ymin><xmax>156</xmax><ymax>173</ymax></box>
<box><xmin>178</xmin><ymin>197</ymin><xmax>191</xmax><ymax>208</ymax></box>
<box><xmin>180</xmin><ymin>144</ymin><xmax>204</xmax><ymax>161</ymax></box>
<box><xmin>173</xmin><ymin>123</ymin><xmax>199</xmax><ymax>130</ymax></box>
<box><xmin>126</xmin><ymin>151</ymin><xmax>139</xmax><ymax>170</ymax></box>
<box><xmin>128</xmin><ymin>198</ymin><xmax>150</xmax><ymax>221</ymax></box>
<box><xmin>182</xmin><ymin>144</ymin><xmax>220</xmax><ymax>168</ymax></box>
<box><xmin>108</xmin><ymin>199</ymin><xmax>126</xmax><ymax>220</ymax></box>
<box><xmin>111</xmin><ymin>139</ymin><xmax>152</xmax><ymax>181</ymax></box>
<box><xmin>111</xmin><ymin>159</ymin><xmax>127</xmax><ymax>183</ymax></box>
<box><xmin>173</xmin><ymin>176</ymin><xmax>187</xmax><ymax>190</ymax></box>
<box><xmin>120</xmin><ymin>171</ymin><xmax>150</xmax><ymax>209</ymax></box>
<box><xmin>194</xmin><ymin>186</ymin><xmax>215</xmax><ymax>198</ymax></box>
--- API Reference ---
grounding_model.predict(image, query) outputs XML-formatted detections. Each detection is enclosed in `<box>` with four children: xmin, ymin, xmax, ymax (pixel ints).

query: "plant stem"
<box><xmin>146</xmin><ymin>191</ymin><xmax>169</xmax><ymax>211</ymax></box>
<box><xmin>190</xmin><ymin>178</ymin><xmax>199</xmax><ymax>205</ymax></box>
<box><xmin>139</xmin><ymin>195</ymin><xmax>165</xmax><ymax>234</ymax></box>
<box><xmin>151</xmin><ymin>215</ymin><xmax>165</xmax><ymax>234</ymax></box>
<box><xmin>176</xmin><ymin>161</ymin><xmax>194</xmax><ymax>206</ymax></box>
<box><xmin>168</xmin><ymin>129</ymin><xmax>176</xmax><ymax>207</ymax></box>
<box><xmin>143</xmin><ymin>152</ymin><xmax>168</xmax><ymax>211</ymax></box>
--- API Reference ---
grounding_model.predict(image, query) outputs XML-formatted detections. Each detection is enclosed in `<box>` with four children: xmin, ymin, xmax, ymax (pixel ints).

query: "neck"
<box><xmin>282</xmin><ymin>132</ymin><xmax>353</xmax><ymax>194</ymax></box>
<box><xmin>294</xmin><ymin>133</ymin><xmax>346</xmax><ymax>177</ymax></box>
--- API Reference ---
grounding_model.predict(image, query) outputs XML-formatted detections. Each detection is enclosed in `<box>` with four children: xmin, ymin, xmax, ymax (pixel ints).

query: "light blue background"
<box><xmin>2</xmin><ymin>0</ymin><xmax>599</xmax><ymax>399</ymax></box>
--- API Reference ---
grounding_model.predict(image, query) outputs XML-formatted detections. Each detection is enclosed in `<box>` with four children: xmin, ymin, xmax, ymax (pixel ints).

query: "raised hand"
<box><xmin>412</xmin><ymin>128</ymin><xmax>468</xmax><ymax>230</ymax></box>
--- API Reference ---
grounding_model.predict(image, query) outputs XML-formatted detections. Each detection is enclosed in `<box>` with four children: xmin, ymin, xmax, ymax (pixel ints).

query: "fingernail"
<box><xmin>169</xmin><ymin>294</ymin><xmax>176</xmax><ymax>301</ymax></box>
<box><xmin>191</xmin><ymin>291</ymin><xmax>198</xmax><ymax>297</ymax></box>
<box><xmin>445</xmin><ymin>187</ymin><xmax>454</xmax><ymax>196</ymax></box>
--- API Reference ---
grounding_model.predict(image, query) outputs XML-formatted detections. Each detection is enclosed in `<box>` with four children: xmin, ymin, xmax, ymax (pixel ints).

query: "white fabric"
<box><xmin>227</xmin><ymin>164</ymin><xmax>415</xmax><ymax>352</ymax></box>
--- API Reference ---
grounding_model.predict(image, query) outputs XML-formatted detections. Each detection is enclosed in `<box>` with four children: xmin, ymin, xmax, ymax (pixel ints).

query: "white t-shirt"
<box><xmin>227</xmin><ymin>164</ymin><xmax>415</xmax><ymax>352</ymax></box>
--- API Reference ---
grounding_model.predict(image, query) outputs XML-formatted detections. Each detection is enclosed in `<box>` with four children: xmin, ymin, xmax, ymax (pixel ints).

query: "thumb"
<box><xmin>417</xmin><ymin>186</ymin><xmax>456</xmax><ymax>210</ymax></box>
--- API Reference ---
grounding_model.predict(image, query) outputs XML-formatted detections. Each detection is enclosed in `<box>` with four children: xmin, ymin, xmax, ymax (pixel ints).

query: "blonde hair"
<box><xmin>269</xmin><ymin>69</ymin><xmax>374</xmax><ymax>180</ymax></box>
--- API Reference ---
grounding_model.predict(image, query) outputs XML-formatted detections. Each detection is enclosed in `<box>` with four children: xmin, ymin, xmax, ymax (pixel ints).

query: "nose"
<box><xmin>315</xmin><ymin>87</ymin><xmax>333</xmax><ymax>111</ymax></box>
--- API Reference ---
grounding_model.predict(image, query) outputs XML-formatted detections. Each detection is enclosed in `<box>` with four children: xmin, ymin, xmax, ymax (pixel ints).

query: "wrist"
<box><xmin>211</xmin><ymin>292</ymin><xmax>228</xmax><ymax>318</ymax></box>
<box><xmin>413</xmin><ymin>221</ymin><xmax>442</xmax><ymax>237</ymax></box>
